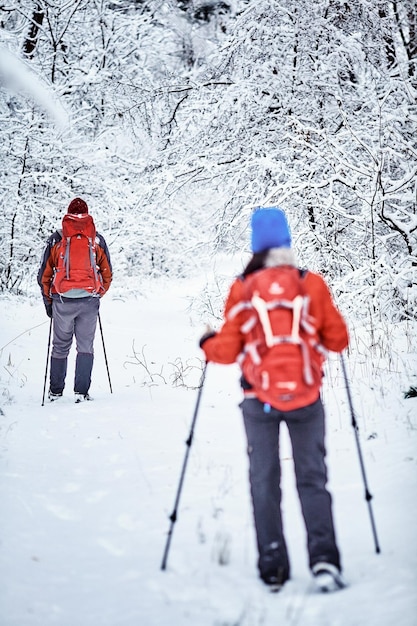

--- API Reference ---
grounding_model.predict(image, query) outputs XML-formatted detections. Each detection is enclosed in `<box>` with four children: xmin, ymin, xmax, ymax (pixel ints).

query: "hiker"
<box><xmin>37</xmin><ymin>197</ymin><xmax>112</xmax><ymax>403</ymax></box>
<box><xmin>199</xmin><ymin>207</ymin><xmax>349</xmax><ymax>591</ymax></box>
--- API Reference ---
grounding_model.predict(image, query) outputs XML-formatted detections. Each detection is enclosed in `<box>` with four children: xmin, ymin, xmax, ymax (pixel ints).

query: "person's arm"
<box><xmin>96</xmin><ymin>234</ymin><xmax>113</xmax><ymax>295</ymax></box>
<box><xmin>200</xmin><ymin>278</ymin><xmax>247</xmax><ymax>364</ymax></box>
<box><xmin>306</xmin><ymin>272</ymin><xmax>349</xmax><ymax>352</ymax></box>
<box><xmin>37</xmin><ymin>233</ymin><xmax>60</xmax><ymax>307</ymax></box>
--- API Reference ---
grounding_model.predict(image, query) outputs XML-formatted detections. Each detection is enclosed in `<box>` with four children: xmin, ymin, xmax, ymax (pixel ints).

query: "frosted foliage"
<box><xmin>0</xmin><ymin>0</ymin><xmax>415</xmax><ymax>324</ymax></box>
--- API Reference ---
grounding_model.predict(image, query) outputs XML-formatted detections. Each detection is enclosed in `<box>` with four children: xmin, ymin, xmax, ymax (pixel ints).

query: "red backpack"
<box><xmin>228</xmin><ymin>266</ymin><xmax>325</xmax><ymax>410</ymax></box>
<box><xmin>52</xmin><ymin>213</ymin><xmax>104</xmax><ymax>296</ymax></box>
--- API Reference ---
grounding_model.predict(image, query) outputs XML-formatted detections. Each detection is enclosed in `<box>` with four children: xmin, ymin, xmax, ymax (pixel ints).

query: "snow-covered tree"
<box><xmin>0</xmin><ymin>0</ymin><xmax>415</xmax><ymax>324</ymax></box>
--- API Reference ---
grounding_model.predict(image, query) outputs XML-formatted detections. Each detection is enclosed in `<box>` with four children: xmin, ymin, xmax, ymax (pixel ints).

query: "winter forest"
<box><xmin>1</xmin><ymin>2</ymin><xmax>417</xmax><ymax>625</ymax></box>
<box><xmin>1</xmin><ymin>0</ymin><xmax>416</xmax><ymax>319</ymax></box>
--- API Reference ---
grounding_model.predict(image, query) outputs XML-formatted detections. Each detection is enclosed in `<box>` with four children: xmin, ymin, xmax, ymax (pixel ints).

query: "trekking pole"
<box><xmin>41</xmin><ymin>317</ymin><xmax>53</xmax><ymax>406</ymax></box>
<box><xmin>98</xmin><ymin>312</ymin><xmax>112</xmax><ymax>393</ymax></box>
<box><xmin>161</xmin><ymin>361</ymin><xmax>208</xmax><ymax>571</ymax></box>
<box><xmin>340</xmin><ymin>352</ymin><xmax>381</xmax><ymax>554</ymax></box>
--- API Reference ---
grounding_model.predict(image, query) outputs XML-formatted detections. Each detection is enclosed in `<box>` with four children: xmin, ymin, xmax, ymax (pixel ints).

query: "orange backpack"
<box><xmin>52</xmin><ymin>214</ymin><xmax>103</xmax><ymax>296</ymax></box>
<box><xmin>228</xmin><ymin>266</ymin><xmax>325</xmax><ymax>410</ymax></box>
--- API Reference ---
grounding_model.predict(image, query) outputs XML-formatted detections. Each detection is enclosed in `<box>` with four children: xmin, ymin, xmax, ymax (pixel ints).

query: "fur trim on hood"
<box><xmin>264</xmin><ymin>247</ymin><xmax>298</xmax><ymax>267</ymax></box>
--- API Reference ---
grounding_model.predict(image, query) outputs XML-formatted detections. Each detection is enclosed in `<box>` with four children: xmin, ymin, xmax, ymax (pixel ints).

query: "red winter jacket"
<box><xmin>201</xmin><ymin>257</ymin><xmax>348</xmax><ymax>410</ymax></box>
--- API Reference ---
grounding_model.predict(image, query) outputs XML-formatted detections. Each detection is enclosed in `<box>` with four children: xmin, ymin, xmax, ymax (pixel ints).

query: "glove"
<box><xmin>45</xmin><ymin>302</ymin><xmax>53</xmax><ymax>318</ymax></box>
<box><xmin>199</xmin><ymin>324</ymin><xmax>216</xmax><ymax>348</ymax></box>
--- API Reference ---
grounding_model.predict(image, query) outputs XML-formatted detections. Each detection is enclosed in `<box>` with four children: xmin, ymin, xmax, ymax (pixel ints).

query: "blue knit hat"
<box><xmin>251</xmin><ymin>207</ymin><xmax>292</xmax><ymax>253</ymax></box>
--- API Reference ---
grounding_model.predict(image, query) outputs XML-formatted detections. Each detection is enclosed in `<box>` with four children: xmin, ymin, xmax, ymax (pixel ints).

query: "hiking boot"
<box><xmin>48</xmin><ymin>391</ymin><xmax>63</xmax><ymax>402</ymax></box>
<box><xmin>260</xmin><ymin>567</ymin><xmax>289</xmax><ymax>591</ymax></box>
<box><xmin>74</xmin><ymin>392</ymin><xmax>92</xmax><ymax>404</ymax></box>
<box><xmin>312</xmin><ymin>562</ymin><xmax>346</xmax><ymax>592</ymax></box>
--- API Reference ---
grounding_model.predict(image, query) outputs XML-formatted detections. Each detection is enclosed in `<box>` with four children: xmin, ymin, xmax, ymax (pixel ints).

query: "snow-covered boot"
<box><xmin>48</xmin><ymin>391</ymin><xmax>63</xmax><ymax>402</ymax></box>
<box><xmin>312</xmin><ymin>562</ymin><xmax>346</xmax><ymax>592</ymax></box>
<box><xmin>74</xmin><ymin>392</ymin><xmax>92</xmax><ymax>403</ymax></box>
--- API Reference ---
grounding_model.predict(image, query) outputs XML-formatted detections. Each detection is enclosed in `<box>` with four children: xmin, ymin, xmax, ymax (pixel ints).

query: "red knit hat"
<box><xmin>67</xmin><ymin>197</ymin><xmax>88</xmax><ymax>214</ymax></box>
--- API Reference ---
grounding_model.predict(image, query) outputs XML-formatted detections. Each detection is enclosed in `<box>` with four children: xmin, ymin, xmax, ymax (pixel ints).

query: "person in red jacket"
<box><xmin>38</xmin><ymin>198</ymin><xmax>112</xmax><ymax>403</ymax></box>
<box><xmin>200</xmin><ymin>207</ymin><xmax>348</xmax><ymax>591</ymax></box>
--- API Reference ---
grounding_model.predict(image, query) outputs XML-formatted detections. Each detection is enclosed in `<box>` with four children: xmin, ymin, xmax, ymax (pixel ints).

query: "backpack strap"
<box><xmin>251</xmin><ymin>294</ymin><xmax>275</xmax><ymax>347</ymax></box>
<box><xmin>88</xmin><ymin>237</ymin><xmax>99</xmax><ymax>284</ymax></box>
<box><xmin>251</xmin><ymin>292</ymin><xmax>305</xmax><ymax>346</ymax></box>
<box><xmin>63</xmin><ymin>237</ymin><xmax>71</xmax><ymax>279</ymax></box>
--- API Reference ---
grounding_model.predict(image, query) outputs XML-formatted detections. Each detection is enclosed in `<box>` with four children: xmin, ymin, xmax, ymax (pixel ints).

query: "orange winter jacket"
<box><xmin>201</xmin><ymin>266</ymin><xmax>348</xmax><ymax>408</ymax></box>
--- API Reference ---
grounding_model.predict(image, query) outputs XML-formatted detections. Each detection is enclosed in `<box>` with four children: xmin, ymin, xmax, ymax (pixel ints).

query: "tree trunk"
<box><xmin>23</xmin><ymin>5</ymin><xmax>45</xmax><ymax>57</ymax></box>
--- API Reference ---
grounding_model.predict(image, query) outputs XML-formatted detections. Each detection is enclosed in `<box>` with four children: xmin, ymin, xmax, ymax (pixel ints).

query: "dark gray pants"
<box><xmin>50</xmin><ymin>297</ymin><xmax>99</xmax><ymax>395</ymax></box>
<box><xmin>241</xmin><ymin>397</ymin><xmax>341</xmax><ymax>580</ymax></box>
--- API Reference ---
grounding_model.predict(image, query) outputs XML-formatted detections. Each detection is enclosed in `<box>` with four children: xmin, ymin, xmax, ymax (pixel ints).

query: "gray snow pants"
<box><xmin>240</xmin><ymin>396</ymin><xmax>341</xmax><ymax>580</ymax></box>
<box><xmin>50</xmin><ymin>297</ymin><xmax>100</xmax><ymax>395</ymax></box>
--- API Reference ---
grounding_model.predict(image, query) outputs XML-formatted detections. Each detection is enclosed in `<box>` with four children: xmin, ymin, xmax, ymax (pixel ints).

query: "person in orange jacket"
<box><xmin>200</xmin><ymin>207</ymin><xmax>348</xmax><ymax>591</ymax></box>
<box><xmin>37</xmin><ymin>198</ymin><xmax>112</xmax><ymax>403</ymax></box>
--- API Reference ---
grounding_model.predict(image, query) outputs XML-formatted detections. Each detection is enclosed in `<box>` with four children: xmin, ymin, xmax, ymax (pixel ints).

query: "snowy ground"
<box><xmin>0</xmin><ymin>278</ymin><xmax>416</xmax><ymax>626</ymax></box>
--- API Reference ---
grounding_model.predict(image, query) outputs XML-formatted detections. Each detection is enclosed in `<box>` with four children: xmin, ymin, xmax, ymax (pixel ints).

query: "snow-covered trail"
<box><xmin>0</xmin><ymin>286</ymin><xmax>416</xmax><ymax>625</ymax></box>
